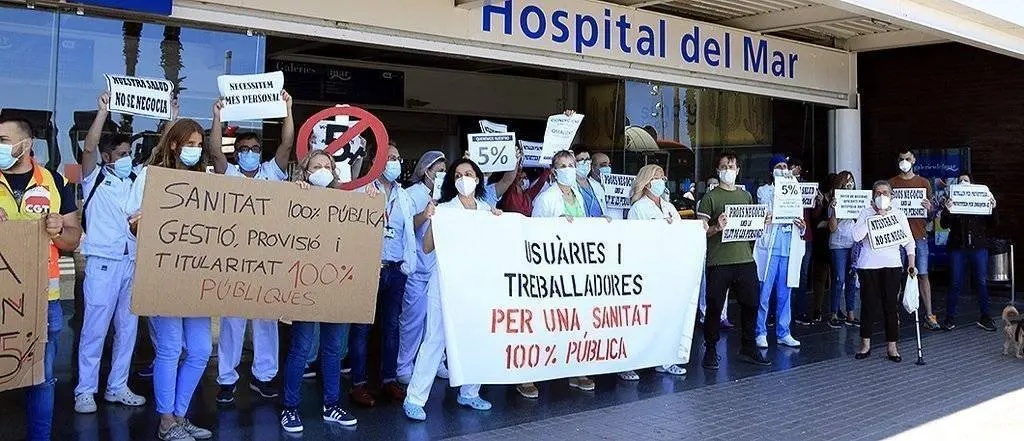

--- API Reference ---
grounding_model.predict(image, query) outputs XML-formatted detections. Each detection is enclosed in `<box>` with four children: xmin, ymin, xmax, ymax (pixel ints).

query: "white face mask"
<box><xmin>456</xmin><ymin>176</ymin><xmax>478</xmax><ymax>196</ymax></box>
<box><xmin>718</xmin><ymin>169</ymin><xmax>738</xmax><ymax>185</ymax></box>
<box><xmin>874</xmin><ymin>194</ymin><xmax>892</xmax><ymax>211</ymax></box>
<box><xmin>898</xmin><ymin>160</ymin><xmax>912</xmax><ymax>173</ymax></box>
<box><xmin>308</xmin><ymin>168</ymin><xmax>334</xmax><ymax>187</ymax></box>
<box><xmin>773</xmin><ymin>168</ymin><xmax>786</xmax><ymax>178</ymax></box>
<box><xmin>555</xmin><ymin>167</ymin><xmax>577</xmax><ymax>186</ymax></box>
<box><xmin>959</xmin><ymin>178</ymin><xmax>971</xmax><ymax>185</ymax></box>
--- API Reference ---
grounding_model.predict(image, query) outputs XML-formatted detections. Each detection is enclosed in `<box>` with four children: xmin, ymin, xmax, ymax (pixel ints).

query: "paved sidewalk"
<box><xmin>448</xmin><ymin>325</ymin><xmax>1022</xmax><ymax>441</ymax></box>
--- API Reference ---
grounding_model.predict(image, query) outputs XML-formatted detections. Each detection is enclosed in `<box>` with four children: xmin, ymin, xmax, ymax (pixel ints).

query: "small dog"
<box><xmin>1002</xmin><ymin>305</ymin><xmax>1024</xmax><ymax>359</ymax></box>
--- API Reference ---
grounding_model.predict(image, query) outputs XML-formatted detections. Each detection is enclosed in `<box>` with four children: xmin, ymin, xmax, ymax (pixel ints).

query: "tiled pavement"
<box><xmin>447</xmin><ymin>323</ymin><xmax>1023</xmax><ymax>441</ymax></box>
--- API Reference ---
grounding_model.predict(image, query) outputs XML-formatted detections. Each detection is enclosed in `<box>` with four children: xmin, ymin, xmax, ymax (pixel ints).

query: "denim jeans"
<box><xmin>25</xmin><ymin>300</ymin><xmax>63</xmax><ymax>441</ymax></box>
<box><xmin>947</xmin><ymin>248</ymin><xmax>990</xmax><ymax>317</ymax></box>
<box><xmin>151</xmin><ymin>317</ymin><xmax>212</xmax><ymax>417</ymax></box>
<box><xmin>284</xmin><ymin>322</ymin><xmax>350</xmax><ymax>408</ymax></box>
<box><xmin>349</xmin><ymin>264</ymin><xmax>407</xmax><ymax>385</ymax></box>
<box><xmin>830</xmin><ymin>248</ymin><xmax>858</xmax><ymax>314</ymax></box>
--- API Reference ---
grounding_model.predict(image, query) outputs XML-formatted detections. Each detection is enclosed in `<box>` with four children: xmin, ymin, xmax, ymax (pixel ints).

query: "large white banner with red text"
<box><xmin>432</xmin><ymin>208</ymin><xmax>704</xmax><ymax>386</ymax></box>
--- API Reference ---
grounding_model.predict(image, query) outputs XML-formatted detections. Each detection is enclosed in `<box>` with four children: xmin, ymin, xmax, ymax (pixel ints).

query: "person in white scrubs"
<box><xmin>627</xmin><ymin>164</ymin><xmax>690</xmax><ymax>377</ymax></box>
<box><xmin>403</xmin><ymin>158</ymin><xmax>497</xmax><ymax>421</ymax></box>
<box><xmin>397</xmin><ymin>151</ymin><xmax>449</xmax><ymax>384</ymax></box>
<box><xmin>74</xmin><ymin>91</ymin><xmax>149</xmax><ymax>414</ymax></box>
<box><xmin>207</xmin><ymin>92</ymin><xmax>294</xmax><ymax>403</ymax></box>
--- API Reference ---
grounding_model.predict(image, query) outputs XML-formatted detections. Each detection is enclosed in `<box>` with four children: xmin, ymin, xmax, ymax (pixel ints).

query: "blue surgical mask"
<box><xmin>599</xmin><ymin>166</ymin><xmax>612</xmax><ymax>176</ymax></box>
<box><xmin>555</xmin><ymin>167</ymin><xmax>576</xmax><ymax>186</ymax></box>
<box><xmin>179</xmin><ymin>146</ymin><xmax>202</xmax><ymax>167</ymax></box>
<box><xmin>649</xmin><ymin>179</ymin><xmax>666</xmax><ymax>197</ymax></box>
<box><xmin>383</xmin><ymin>160</ymin><xmax>402</xmax><ymax>182</ymax></box>
<box><xmin>576</xmin><ymin>160</ymin><xmax>591</xmax><ymax>177</ymax></box>
<box><xmin>0</xmin><ymin>141</ymin><xmax>27</xmax><ymax>171</ymax></box>
<box><xmin>237</xmin><ymin>151</ymin><xmax>261</xmax><ymax>172</ymax></box>
<box><xmin>111</xmin><ymin>156</ymin><xmax>133</xmax><ymax>179</ymax></box>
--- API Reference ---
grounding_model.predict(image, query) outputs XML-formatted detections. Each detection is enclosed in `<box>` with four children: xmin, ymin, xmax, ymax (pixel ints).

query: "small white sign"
<box><xmin>800</xmin><ymin>183</ymin><xmax>819</xmax><ymax>208</ymax></box>
<box><xmin>601</xmin><ymin>173</ymin><xmax>636</xmax><ymax>210</ymax></box>
<box><xmin>541</xmin><ymin>113</ymin><xmax>584</xmax><ymax>166</ymax></box>
<box><xmin>105</xmin><ymin>74</ymin><xmax>173</xmax><ymax>120</ymax></box>
<box><xmin>433</xmin><ymin>172</ymin><xmax>445</xmax><ymax>201</ymax></box>
<box><xmin>771</xmin><ymin>177</ymin><xmax>803</xmax><ymax>224</ymax></box>
<box><xmin>834</xmin><ymin>190</ymin><xmax>872</xmax><ymax>219</ymax></box>
<box><xmin>468</xmin><ymin>133</ymin><xmax>517</xmax><ymax>173</ymax></box>
<box><xmin>217</xmin><ymin>71</ymin><xmax>286</xmax><ymax>121</ymax></box>
<box><xmin>520</xmin><ymin>140</ymin><xmax>545</xmax><ymax>168</ymax></box>
<box><xmin>893</xmin><ymin>188</ymin><xmax>927</xmax><ymax>219</ymax></box>
<box><xmin>868</xmin><ymin>213</ymin><xmax>909</xmax><ymax>250</ymax></box>
<box><xmin>479</xmin><ymin>120</ymin><xmax>508</xmax><ymax>134</ymax></box>
<box><xmin>948</xmin><ymin>184</ymin><xmax>993</xmax><ymax>215</ymax></box>
<box><xmin>722</xmin><ymin>204</ymin><xmax>768</xmax><ymax>243</ymax></box>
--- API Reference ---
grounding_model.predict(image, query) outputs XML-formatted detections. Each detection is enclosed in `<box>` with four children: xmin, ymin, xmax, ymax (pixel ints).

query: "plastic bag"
<box><xmin>902</xmin><ymin>275</ymin><xmax>920</xmax><ymax>313</ymax></box>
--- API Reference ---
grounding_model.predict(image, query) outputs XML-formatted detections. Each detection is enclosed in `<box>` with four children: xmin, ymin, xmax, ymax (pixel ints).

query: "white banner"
<box><xmin>105</xmin><ymin>74</ymin><xmax>173</xmax><ymax>120</ymax></box>
<box><xmin>800</xmin><ymin>183</ymin><xmax>819</xmax><ymax>208</ymax></box>
<box><xmin>868</xmin><ymin>213</ymin><xmax>909</xmax><ymax>249</ymax></box>
<box><xmin>722</xmin><ymin>204</ymin><xmax>767</xmax><ymax>243</ymax></box>
<box><xmin>541</xmin><ymin>113</ymin><xmax>584</xmax><ymax>165</ymax></box>
<box><xmin>893</xmin><ymin>188</ymin><xmax>927</xmax><ymax>219</ymax></box>
<box><xmin>520</xmin><ymin>140</ymin><xmax>546</xmax><ymax>168</ymax></box>
<box><xmin>217</xmin><ymin>71</ymin><xmax>287</xmax><ymax>121</ymax></box>
<box><xmin>479</xmin><ymin>120</ymin><xmax>508</xmax><ymax>134</ymax></box>
<box><xmin>771</xmin><ymin>177</ymin><xmax>802</xmax><ymax>224</ymax></box>
<box><xmin>948</xmin><ymin>184</ymin><xmax>993</xmax><ymax>215</ymax></box>
<box><xmin>432</xmin><ymin>210</ymin><xmax>704</xmax><ymax>386</ymax></box>
<box><xmin>468</xmin><ymin>133</ymin><xmax>517</xmax><ymax>173</ymax></box>
<box><xmin>601</xmin><ymin>174</ymin><xmax>636</xmax><ymax>210</ymax></box>
<box><xmin>834</xmin><ymin>190</ymin><xmax>871</xmax><ymax>219</ymax></box>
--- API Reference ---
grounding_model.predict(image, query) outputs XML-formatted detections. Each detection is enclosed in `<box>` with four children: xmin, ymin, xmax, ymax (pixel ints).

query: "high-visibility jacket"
<box><xmin>0</xmin><ymin>162</ymin><xmax>63</xmax><ymax>300</ymax></box>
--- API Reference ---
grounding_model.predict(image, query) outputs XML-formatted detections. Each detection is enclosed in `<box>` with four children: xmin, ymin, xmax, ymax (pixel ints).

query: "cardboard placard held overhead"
<box><xmin>0</xmin><ymin>221</ymin><xmax>48</xmax><ymax>393</ymax></box>
<box><xmin>468</xmin><ymin>133</ymin><xmax>517</xmax><ymax>173</ymax></box>
<box><xmin>519</xmin><ymin>140</ymin><xmax>545</xmax><ymax>168</ymax></box>
<box><xmin>105</xmin><ymin>74</ymin><xmax>174</xmax><ymax>120</ymax></box>
<box><xmin>217</xmin><ymin>71</ymin><xmax>287</xmax><ymax>121</ymax></box>
<box><xmin>131</xmin><ymin>167</ymin><xmax>385</xmax><ymax>323</ymax></box>
<box><xmin>478</xmin><ymin>120</ymin><xmax>508</xmax><ymax>134</ymax></box>
<box><xmin>540</xmin><ymin>113</ymin><xmax>584</xmax><ymax>165</ymax></box>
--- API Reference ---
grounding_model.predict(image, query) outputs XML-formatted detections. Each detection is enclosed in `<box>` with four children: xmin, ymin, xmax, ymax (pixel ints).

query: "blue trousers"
<box><xmin>830</xmin><ymin>248</ymin><xmax>858</xmax><ymax>314</ymax></box>
<box><xmin>25</xmin><ymin>300</ymin><xmax>63</xmax><ymax>441</ymax></box>
<box><xmin>349</xmin><ymin>264</ymin><xmax>406</xmax><ymax>385</ymax></box>
<box><xmin>757</xmin><ymin>255</ymin><xmax>792</xmax><ymax>339</ymax></box>
<box><xmin>151</xmin><ymin>317</ymin><xmax>212</xmax><ymax>417</ymax></box>
<box><xmin>284</xmin><ymin>322</ymin><xmax>349</xmax><ymax>408</ymax></box>
<box><xmin>947</xmin><ymin>248</ymin><xmax>990</xmax><ymax>317</ymax></box>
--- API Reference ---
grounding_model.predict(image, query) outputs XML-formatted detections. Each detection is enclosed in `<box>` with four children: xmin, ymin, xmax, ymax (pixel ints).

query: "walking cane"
<box><xmin>913</xmin><ymin>310</ymin><xmax>925</xmax><ymax>365</ymax></box>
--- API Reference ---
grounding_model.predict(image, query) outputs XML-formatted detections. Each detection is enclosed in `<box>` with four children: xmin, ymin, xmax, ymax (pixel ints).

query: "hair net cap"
<box><xmin>412</xmin><ymin>151</ymin><xmax>446</xmax><ymax>183</ymax></box>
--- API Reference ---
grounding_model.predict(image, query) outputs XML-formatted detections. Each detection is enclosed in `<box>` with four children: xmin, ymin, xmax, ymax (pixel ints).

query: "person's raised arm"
<box><xmin>81</xmin><ymin>91</ymin><xmax>110</xmax><ymax>178</ymax></box>
<box><xmin>209</xmin><ymin>99</ymin><xmax>228</xmax><ymax>174</ymax></box>
<box><xmin>273</xmin><ymin>90</ymin><xmax>294</xmax><ymax>172</ymax></box>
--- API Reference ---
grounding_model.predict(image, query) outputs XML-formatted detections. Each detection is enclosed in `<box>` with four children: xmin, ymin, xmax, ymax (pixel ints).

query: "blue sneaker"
<box><xmin>403</xmin><ymin>402</ymin><xmax>426</xmax><ymax>421</ymax></box>
<box><xmin>456</xmin><ymin>395</ymin><xmax>492</xmax><ymax>411</ymax></box>
<box><xmin>280</xmin><ymin>408</ymin><xmax>303</xmax><ymax>433</ymax></box>
<box><xmin>323</xmin><ymin>404</ymin><xmax>357</xmax><ymax>426</ymax></box>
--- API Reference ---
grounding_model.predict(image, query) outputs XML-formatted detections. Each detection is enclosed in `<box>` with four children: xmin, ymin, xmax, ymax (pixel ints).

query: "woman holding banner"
<box><xmin>828</xmin><ymin>171</ymin><xmax>860</xmax><ymax>329</ymax></box>
<box><xmin>403</xmin><ymin>157</ymin><xmax>498</xmax><ymax>421</ymax></box>
<box><xmin>627</xmin><ymin>164</ymin><xmax>689</xmax><ymax>377</ymax></box>
<box><xmin>851</xmin><ymin>181</ymin><xmax>916</xmax><ymax>362</ymax></box>
<box><xmin>938</xmin><ymin>173</ymin><xmax>997</xmax><ymax>332</ymax></box>
<box><xmin>125</xmin><ymin>119</ymin><xmax>215</xmax><ymax>441</ymax></box>
<box><xmin>279</xmin><ymin>150</ymin><xmax>359</xmax><ymax>433</ymax></box>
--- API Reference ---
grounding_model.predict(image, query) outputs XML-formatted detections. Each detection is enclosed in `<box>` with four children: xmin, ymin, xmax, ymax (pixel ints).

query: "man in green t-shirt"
<box><xmin>697</xmin><ymin>152</ymin><xmax>771</xmax><ymax>370</ymax></box>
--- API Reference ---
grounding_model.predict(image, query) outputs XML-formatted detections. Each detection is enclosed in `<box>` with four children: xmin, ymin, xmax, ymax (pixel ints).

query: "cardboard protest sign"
<box><xmin>479</xmin><ymin>120</ymin><xmax>508</xmax><ymax>134</ymax></box>
<box><xmin>217</xmin><ymin>71</ymin><xmax>287</xmax><ymax>121</ymax></box>
<box><xmin>432</xmin><ymin>209</ymin><xmax>704</xmax><ymax>386</ymax></box>
<box><xmin>893</xmin><ymin>188</ymin><xmax>927</xmax><ymax>218</ymax></box>
<box><xmin>131</xmin><ymin>167</ymin><xmax>385</xmax><ymax>323</ymax></box>
<box><xmin>105</xmin><ymin>74</ymin><xmax>174</xmax><ymax>120</ymax></box>
<box><xmin>868</xmin><ymin>213</ymin><xmax>909</xmax><ymax>250</ymax></box>
<box><xmin>540</xmin><ymin>113</ymin><xmax>584</xmax><ymax>166</ymax></box>
<box><xmin>834</xmin><ymin>190</ymin><xmax>871</xmax><ymax>219</ymax></box>
<box><xmin>722</xmin><ymin>204</ymin><xmax>767</xmax><ymax>243</ymax></box>
<box><xmin>520</xmin><ymin>140</ymin><xmax>545</xmax><ymax>168</ymax></box>
<box><xmin>948</xmin><ymin>184</ymin><xmax>993</xmax><ymax>215</ymax></box>
<box><xmin>0</xmin><ymin>221</ymin><xmax>48</xmax><ymax>393</ymax></box>
<box><xmin>601</xmin><ymin>174</ymin><xmax>635</xmax><ymax>210</ymax></box>
<box><xmin>468</xmin><ymin>133</ymin><xmax>516</xmax><ymax>173</ymax></box>
<box><xmin>771</xmin><ymin>177</ymin><xmax>803</xmax><ymax>224</ymax></box>
<box><xmin>800</xmin><ymin>183</ymin><xmax>819</xmax><ymax>208</ymax></box>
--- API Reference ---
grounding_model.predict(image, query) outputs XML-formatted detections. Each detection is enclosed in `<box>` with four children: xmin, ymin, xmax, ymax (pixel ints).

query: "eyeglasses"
<box><xmin>236</xmin><ymin>145</ymin><xmax>262</xmax><ymax>154</ymax></box>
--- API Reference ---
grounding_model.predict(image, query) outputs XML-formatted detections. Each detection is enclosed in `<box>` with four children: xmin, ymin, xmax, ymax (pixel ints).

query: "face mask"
<box><xmin>0</xmin><ymin>141</ymin><xmax>27</xmax><ymax>171</ymax></box>
<box><xmin>456</xmin><ymin>176</ymin><xmax>477</xmax><ymax>196</ymax></box>
<box><xmin>844</xmin><ymin>181</ymin><xmax>854</xmax><ymax>190</ymax></box>
<box><xmin>383</xmin><ymin>160</ymin><xmax>402</xmax><ymax>182</ymax></box>
<box><xmin>599</xmin><ymin>166</ymin><xmax>612</xmax><ymax>176</ymax></box>
<box><xmin>308</xmin><ymin>168</ymin><xmax>334</xmax><ymax>187</ymax></box>
<box><xmin>555</xmin><ymin>167</ymin><xmax>577</xmax><ymax>186</ymax></box>
<box><xmin>773</xmin><ymin>168</ymin><xmax>786</xmax><ymax>178</ymax></box>
<box><xmin>179</xmin><ymin>146</ymin><xmax>202</xmax><ymax>167</ymax></box>
<box><xmin>874</xmin><ymin>195</ymin><xmax>892</xmax><ymax>211</ymax></box>
<box><xmin>576</xmin><ymin>160</ymin><xmax>591</xmax><ymax>177</ymax></box>
<box><xmin>237</xmin><ymin>151</ymin><xmax>261</xmax><ymax>172</ymax></box>
<box><xmin>110</xmin><ymin>156</ymin><xmax>133</xmax><ymax>179</ymax></box>
<box><xmin>959</xmin><ymin>178</ymin><xmax>971</xmax><ymax>185</ymax></box>
<box><xmin>718</xmin><ymin>169</ymin><xmax>737</xmax><ymax>185</ymax></box>
<box><xmin>648</xmin><ymin>179</ymin><xmax>666</xmax><ymax>197</ymax></box>
<box><xmin>898</xmin><ymin>160</ymin><xmax>912</xmax><ymax>173</ymax></box>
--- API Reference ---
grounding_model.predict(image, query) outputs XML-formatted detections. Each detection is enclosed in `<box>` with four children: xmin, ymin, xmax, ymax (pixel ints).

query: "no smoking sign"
<box><xmin>297</xmin><ymin>105</ymin><xmax>389</xmax><ymax>190</ymax></box>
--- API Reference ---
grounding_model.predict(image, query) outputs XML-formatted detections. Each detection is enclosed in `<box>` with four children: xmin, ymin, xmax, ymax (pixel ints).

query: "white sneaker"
<box><xmin>75</xmin><ymin>393</ymin><xmax>97</xmax><ymax>414</ymax></box>
<box><xmin>755</xmin><ymin>335</ymin><xmax>769</xmax><ymax>348</ymax></box>
<box><xmin>105</xmin><ymin>388</ymin><xmax>147</xmax><ymax>406</ymax></box>
<box><xmin>779</xmin><ymin>335</ymin><xmax>801</xmax><ymax>348</ymax></box>
<box><xmin>436</xmin><ymin>364</ymin><xmax>449</xmax><ymax>379</ymax></box>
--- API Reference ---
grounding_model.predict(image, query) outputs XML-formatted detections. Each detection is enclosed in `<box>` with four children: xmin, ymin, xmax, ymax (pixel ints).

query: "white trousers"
<box><xmin>75</xmin><ymin>255</ymin><xmax>138</xmax><ymax>396</ymax></box>
<box><xmin>405</xmin><ymin>275</ymin><xmax>478</xmax><ymax>407</ymax></box>
<box><xmin>397</xmin><ymin>275</ymin><xmax>445</xmax><ymax>379</ymax></box>
<box><xmin>217</xmin><ymin>317</ymin><xmax>279</xmax><ymax>384</ymax></box>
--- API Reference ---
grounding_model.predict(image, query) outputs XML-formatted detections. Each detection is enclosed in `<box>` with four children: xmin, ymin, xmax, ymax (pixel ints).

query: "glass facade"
<box><xmin>0</xmin><ymin>4</ymin><xmax>265</xmax><ymax>179</ymax></box>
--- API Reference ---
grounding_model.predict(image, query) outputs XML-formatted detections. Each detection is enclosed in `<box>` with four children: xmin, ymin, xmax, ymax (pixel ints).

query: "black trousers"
<box><xmin>858</xmin><ymin>267</ymin><xmax>902</xmax><ymax>342</ymax></box>
<box><xmin>705</xmin><ymin>263</ymin><xmax>759</xmax><ymax>351</ymax></box>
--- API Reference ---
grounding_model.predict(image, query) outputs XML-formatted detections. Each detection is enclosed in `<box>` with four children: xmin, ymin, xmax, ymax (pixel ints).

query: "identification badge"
<box><xmin>384</xmin><ymin>227</ymin><xmax>397</xmax><ymax>239</ymax></box>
